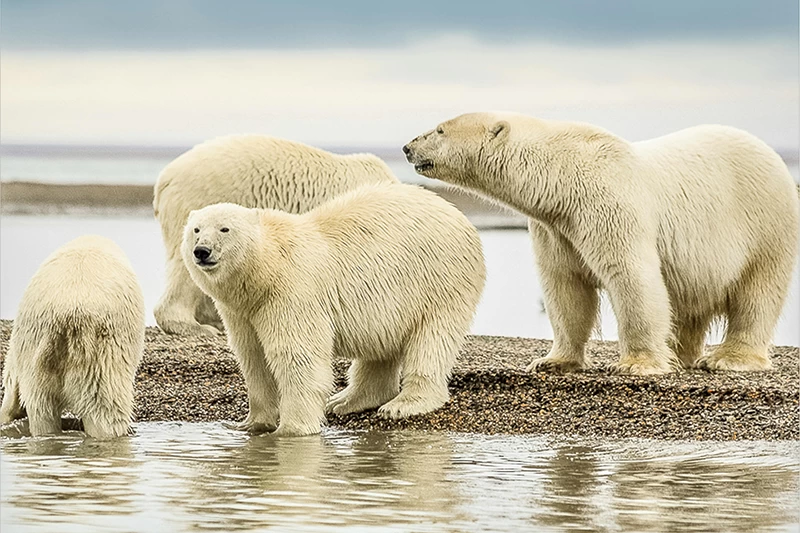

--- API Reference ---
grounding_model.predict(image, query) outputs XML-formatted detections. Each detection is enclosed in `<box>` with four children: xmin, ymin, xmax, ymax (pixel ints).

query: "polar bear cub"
<box><xmin>0</xmin><ymin>235</ymin><xmax>145</xmax><ymax>438</ymax></box>
<box><xmin>154</xmin><ymin>135</ymin><xmax>398</xmax><ymax>337</ymax></box>
<box><xmin>404</xmin><ymin>112</ymin><xmax>799</xmax><ymax>375</ymax></box>
<box><xmin>182</xmin><ymin>183</ymin><xmax>486</xmax><ymax>436</ymax></box>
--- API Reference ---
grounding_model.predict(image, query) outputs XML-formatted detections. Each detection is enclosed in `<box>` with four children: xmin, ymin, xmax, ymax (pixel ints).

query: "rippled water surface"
<box><xmin>1</xmin><ymin>423</ymin><xmax>798</xmax><ymax>533</ymax></box>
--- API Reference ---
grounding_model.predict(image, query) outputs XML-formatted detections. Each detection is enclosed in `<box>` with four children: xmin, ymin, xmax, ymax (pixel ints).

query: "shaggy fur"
<box><xmin>0</xmin><ymin>236</ymin><xmax>145</xmax><ymax>437</ymax></box>
<box><xmin>404</xmin><ymin>112</ymin><xmax>799</xmax><ymax>375</ymax></box>
<box><xmin>154</xmin><ymin>135</ymin><xmax>398</xmax><ymax>337</ymax></box>
<box><xmin>182</xmin><ymin>183</ymin><xmax>486</xmax><ymax>436</ymax></box>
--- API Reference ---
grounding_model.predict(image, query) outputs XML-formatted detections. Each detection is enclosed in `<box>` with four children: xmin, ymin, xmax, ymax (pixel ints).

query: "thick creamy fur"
<box><xmin>182</xmin><ymin>183</ymin><xmax>486</xmax><ymax>436</ymax></box>
<box><xmin>0</xmin><ymin>236</ymin><xmax>145</xmax><ymax>437</ymax></box>
<box><xmin>154</xmin><ymin>135</ymin><xmax>398</xmax><ymax>337</ymax></box>
<box><xmin>404</xmin><ymin>112</ymin><xmax>799</xmax><ymax>375</ymax></box>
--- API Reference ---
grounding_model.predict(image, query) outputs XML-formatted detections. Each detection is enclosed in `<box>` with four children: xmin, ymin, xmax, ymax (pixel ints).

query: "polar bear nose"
<box><xmin>402</xmin><ymin>144</ymin><xmax>412</xmax><ymax>155</ymax></box>
<box><xmin>194</xmin><ymin>246</ymin><xmax>212</xmax><ymax>261</ymax></box>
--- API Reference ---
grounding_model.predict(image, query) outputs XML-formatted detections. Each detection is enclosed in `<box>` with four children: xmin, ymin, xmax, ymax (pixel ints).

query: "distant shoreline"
<box><xmin>0</xmin><ymin>181</ymin><xmax>528</xmax><ymax>229</ymax></box>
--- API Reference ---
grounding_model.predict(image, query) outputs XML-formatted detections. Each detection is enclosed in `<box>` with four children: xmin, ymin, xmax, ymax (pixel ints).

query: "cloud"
<box><xmin>1</xmin><ymin>0</ymin><xmax>797</xmax><ymax>50</ymax></box>
<box><xmin>1</xmin><ymin>36</ymin><xmax>797</xmax><ymax>148</ymax></box>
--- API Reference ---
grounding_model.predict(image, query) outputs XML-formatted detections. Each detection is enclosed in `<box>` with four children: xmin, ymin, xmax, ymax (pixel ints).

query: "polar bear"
<box><xmin>403</xmin><ymin>112</ymin><xmax>799</xmax><ymax>375</ymax></box>
<box><xmin>0</xmin><ymin>235</ymin><xmax>145</xmax><ymax>438</ymax></box>
<box><xmin>181</xmin><ymin>183</ymin><xmax>485</xmax><ymax>436</ymax></box>
<box><xmin>154</xmin><ymin>135</ymin><xmax>398</xmax><ymax>337</ymax></box>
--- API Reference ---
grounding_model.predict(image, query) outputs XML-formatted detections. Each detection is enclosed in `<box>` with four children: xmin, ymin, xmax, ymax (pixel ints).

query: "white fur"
<box><xmin>404</xmin><ymin>112</ymin><xmax>799</xmax><ymax>375</ymax></box>
<box><xmin>181</xmin><ymin>183</ymin><xmax>486</xmax><ymax>436</ymax></box>
<box><xmin>0</xmin><ymin>236</ymin><xmax>145</xmax><ymax>438</ymax></box>
<box><xmin>154</xmin><ymin>135</ymin><xmax>398</xmax><ymax>337</ymax></box>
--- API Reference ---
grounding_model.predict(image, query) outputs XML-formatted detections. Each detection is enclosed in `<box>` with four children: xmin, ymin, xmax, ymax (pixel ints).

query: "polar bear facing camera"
<box><xmin>154</xmin><ymin>135</ymin><xmax>398</xmax><ymax>337</ymax></box>
<box><xmin>404</xmin><ymin>112</ymin><xmax>799</xmax><ymax>375</ymax></box>
<box><xmin>182</xmin><ymin>183</ymin><xmax>486</xmax><ymax>436</ymax></box>
<box><xmin>0</xmin><ymin>235</ymin><xmax>145</xmax><ymax>438</ymax></box>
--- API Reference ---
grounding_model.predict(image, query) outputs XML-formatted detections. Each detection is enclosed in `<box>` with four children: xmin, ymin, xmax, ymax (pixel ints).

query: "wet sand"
<box><xmin>0</xmin><ymin>320</ymin><xmax>796</xmax><ymax>441</ymax></box>
<box><xmin>0</xmin><ymin>181</ymin><xmax>526</xmax><ymax>228</ymax></box>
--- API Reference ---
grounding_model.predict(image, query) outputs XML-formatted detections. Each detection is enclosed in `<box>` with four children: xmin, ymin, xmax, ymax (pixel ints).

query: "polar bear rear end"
<box><xmin>0</xmin><ymin>235</ymin><xmax>145</xmax><ymax>438</ymax></box>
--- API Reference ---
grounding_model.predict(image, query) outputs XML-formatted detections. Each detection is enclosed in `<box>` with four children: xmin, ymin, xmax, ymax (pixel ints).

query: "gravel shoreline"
<box><xmin>0</xmin><ymin>320</ymin><xmax>797</xmax><ymax>440</ymax></box>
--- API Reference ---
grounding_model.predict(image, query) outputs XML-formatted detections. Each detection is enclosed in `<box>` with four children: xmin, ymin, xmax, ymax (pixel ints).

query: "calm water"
<box><xmin>1</xmin><ymin>215</ymin><xmax>798</xmax><ymax>345</ymax></box>
<box><xmin>1</xmin><ymin>423</ymin><xmax>798</xmax><ymax>533</ymax></box>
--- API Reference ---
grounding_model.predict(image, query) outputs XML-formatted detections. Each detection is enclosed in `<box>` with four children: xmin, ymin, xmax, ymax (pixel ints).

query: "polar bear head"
<box><xmin>402</xmin><ymin>112</ymin><xmax>516</xmax><ymax>187</ymax></box>
<box><xmin>182</xmin><ymin>203</ymin><xmax>260</xmax><ymax>285</ymax></box>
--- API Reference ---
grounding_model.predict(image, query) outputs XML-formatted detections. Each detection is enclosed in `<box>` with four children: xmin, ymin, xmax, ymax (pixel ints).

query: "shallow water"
<box><xmin>1</xmin><ymin>423</ymin><xmax>798</xmax><ymax>533</ymax></box>
<box><xmin>1</xmin><ymin>215</ymin><xmax>799</xmax><ymax>345</ymax></box>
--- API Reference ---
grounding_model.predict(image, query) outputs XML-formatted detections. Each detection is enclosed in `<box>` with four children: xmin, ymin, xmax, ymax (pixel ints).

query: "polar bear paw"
<box><xmin>377</xmin><ymin>394</ymin><xmax>446</xmax><ymax>419</ymax></box>
<box><xmin>223</xmin><ymin>417</ymin><xmax>277</xmax><ymax>434</ymax></box>
<box><xmin>326</xmin><ymin>387</ymin><xmax>398</xmax><ymax>416</ymax></box>
<box><xmin>526</xmin><ymin>356</ymin><xmax>584</xmax><ymax>374</ymax></box>
<box><xmin>696</xmin><ymin>345</ymin><xmax>771</xmax><ymax>372</ymax></box>
<box><xmin>609</xmin><ymin>352</ymin><xmax>675</xmax><ymax>375</ymax></box>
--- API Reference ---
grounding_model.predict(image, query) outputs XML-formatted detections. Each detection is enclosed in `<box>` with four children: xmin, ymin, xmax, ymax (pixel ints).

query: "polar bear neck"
<box><xmin>476</xmin><ymin>121</ymin><xmax>633</xmax><ymax>230</ymax></box>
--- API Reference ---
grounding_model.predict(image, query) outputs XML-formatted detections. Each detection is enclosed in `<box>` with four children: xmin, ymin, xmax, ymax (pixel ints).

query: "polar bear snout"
<box><xmin>193</xmin><ymin>246</ymin><xmax>212</xmax><ymax>261</ymax></box>
<box><xmin>403</xmin><ymin>139</ymin><xmax>434</xmax><ymax>174</ymax></box>
<box><xmin>193</xmin><ymin>246</ymin><xmax>217</xmax><ymax>268</ymax></box>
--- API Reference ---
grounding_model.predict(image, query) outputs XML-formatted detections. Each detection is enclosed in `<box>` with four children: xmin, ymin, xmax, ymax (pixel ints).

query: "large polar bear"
<box><xmin>403</xmin><ymin>112</ymin><xmax>799</xmax><ymax>375</ymax></box>
<box><xmin>154</xmin><ymin>135</ymin><xmax>398</xmax><ymax>337</ymax></box>
<box><xmin>182</xmin><ymin>183</ymin><xmax>486</xmax><ymax>436</ymax></box>
<box><xmin>0</xmin><ymin>235</ymin><xmax>145</xmax><ymax>438</ymax></box>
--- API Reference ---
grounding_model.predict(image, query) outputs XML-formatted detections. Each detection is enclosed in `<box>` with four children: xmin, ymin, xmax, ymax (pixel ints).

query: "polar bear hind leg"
<box><xmin>155</xmin><ymin>255</ymin><xmax>222</xmax><ymax>337</ymax></box>
<box><xmin>671</xmin><ymin>313</ymin><xmax>713</xmax><ymax>369</ymax></box>
<box><xmin>698</xmin><ymin>257</ymin><xmax>792</xmax><ymax>371</ymax></box>
<box><xmin>0</xmin><ymin>377</ymin><xmax>26</xmax><ymax>424</ymax></box>
<box><xmin>378</xmin><ymin>321</ymin><xmax>460</xmax><ymax>419</ymax></box>
<box><xmin>327</xmin><ymin>357</ymin><xmax>401</xmax><ymax>415</ymax></box>
<box><xmin>65</xmin><ymin>332</ymin><xmax>136</xmax><ymax>439</ymax></box>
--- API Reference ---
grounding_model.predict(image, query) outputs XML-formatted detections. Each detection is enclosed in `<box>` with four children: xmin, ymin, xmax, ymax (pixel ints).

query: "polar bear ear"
<box><xmin>488</xmin><ymin>121</ymin><xmax>510</xmax><ymax>141</ymax></box>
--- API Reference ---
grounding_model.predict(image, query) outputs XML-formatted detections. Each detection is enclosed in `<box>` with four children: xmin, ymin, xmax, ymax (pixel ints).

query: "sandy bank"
<box><xmin>0</xmin><ymin>181</ymin><xmax>526</xmax><ymax>229</ymax></box>
<box><xmin>0</xmin><ymin>320</ymin><xmax>796</xmax><ymax>441</ymax></box>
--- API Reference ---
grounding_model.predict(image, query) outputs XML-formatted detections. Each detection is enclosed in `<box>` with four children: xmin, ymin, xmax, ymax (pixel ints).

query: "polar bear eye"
<box><xmin>193</xmin><ymin>227</ymin><xmax>199</xmax><ymax>234</ymax></box>
<box><xmin>436</xmin><ymin>126</ymin><xmax>444</xmax><ymax>135</ymax></box>
<box><xmin>220</xmin><ymin>227</ymin><xmax>230</xmax><ymax>233</ymax></box>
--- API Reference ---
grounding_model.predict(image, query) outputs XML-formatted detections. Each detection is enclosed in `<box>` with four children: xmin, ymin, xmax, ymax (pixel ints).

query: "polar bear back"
<box><xmin>154</xmin><ymin>135</ymin><xmax>398</xmax><ymax>256</ymax></box>
<box><xmin>16</xmin><ymin>235</ymin><xmax>144</xmax><ymax>327</ymax></box>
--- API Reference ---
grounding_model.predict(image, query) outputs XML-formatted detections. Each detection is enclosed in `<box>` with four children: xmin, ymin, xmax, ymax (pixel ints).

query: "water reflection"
<box><xmin>1</xmin><ymin>424</ymin><xmax>798</xmax><ymax>533</ymax></box>
<box><xmin>161</xmin><ymin>429</ymin><xmax>464</xmax><ymax>531</ymax></box>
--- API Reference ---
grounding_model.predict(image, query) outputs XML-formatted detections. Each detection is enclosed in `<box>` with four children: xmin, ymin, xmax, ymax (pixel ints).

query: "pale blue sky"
<box><xmin>1</xmin><ymin>1</ymin><xmax>797</xmax><ymax>149</ymax></box>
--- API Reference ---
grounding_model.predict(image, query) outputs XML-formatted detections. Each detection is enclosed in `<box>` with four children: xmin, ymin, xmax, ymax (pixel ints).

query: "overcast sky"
<box><xmin>1</xmin><ymin>1</ymin><xmax>797</xmax><ymax>148</ymax></box>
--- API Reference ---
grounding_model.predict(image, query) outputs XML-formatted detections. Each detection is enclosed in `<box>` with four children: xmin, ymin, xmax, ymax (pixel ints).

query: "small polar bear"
<box><xmin>154</xmin><ymin>135</ymin><xmax>398</xmax><ymax>337</ymax></box>
<box><xmin>0</xmin><ymin>235</ymin><xmax>145</xmax><ymax>438</ymax></box>
<box><xmin>182</xmin><ymin>183</ymin><xmax>486</xmax><ymax>436</ymax></box>
<box><xmin>404</xmin><ymin>112</ymin><xmax>799</xmax><ymax>375</ymax></box>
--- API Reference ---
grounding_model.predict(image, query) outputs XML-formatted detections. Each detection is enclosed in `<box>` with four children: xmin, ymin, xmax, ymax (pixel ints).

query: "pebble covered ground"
<box><xmin>0</xmin><ymin>320</ymin><xmax>797</xmax><ymax>440</ymax></box>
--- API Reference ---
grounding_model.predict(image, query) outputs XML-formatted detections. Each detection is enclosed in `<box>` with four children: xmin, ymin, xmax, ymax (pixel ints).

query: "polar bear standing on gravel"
<box><xmin>154</xmin><ymin>135</ymin><xmax>398</xmax><ymax>337</ymax></box>
<box><xmin>182</xmin><ymin>183</ymin><xmax>485</xmax><ymax>436</ymax></box>
<box><xmin>0</xmin><ymin>236</ymin><xmax>145</xmax><ymax>438</ymax></box>
<box><xmin>403</xmin><ymin>112</ymin><xmax>799</xmax><ymax>375</ymax></box>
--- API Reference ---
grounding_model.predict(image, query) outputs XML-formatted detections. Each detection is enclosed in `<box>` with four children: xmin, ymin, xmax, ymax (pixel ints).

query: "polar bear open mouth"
<box><xmin>414</xmin><ymin>161</ymin><xmax>434</xmax><ymax>173</ymax></box>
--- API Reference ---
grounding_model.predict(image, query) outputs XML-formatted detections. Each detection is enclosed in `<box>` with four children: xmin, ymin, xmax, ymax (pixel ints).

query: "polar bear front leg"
<box><xmin>220</xmin><ymin>310</ymin><xmax>280</xmax><ymax>433</ymax></box>
<box><xmin>597</xmin><ymin>245</ymin><xmax>678</xmax><ymax>375</ymax></box>
<box><xmin>264</xmin><ymin>313</ymin><xmax>334</xmax><ymax>437</ymax></box>
<box><xmin>155</xmin><ymin>255</ymin><xmax>222</xmax><ymax>337</ymax></box>
<box><xmin>526</xmin><ymin>221</ymin><xmax>597</xmax><ymax>373</ymax></box>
